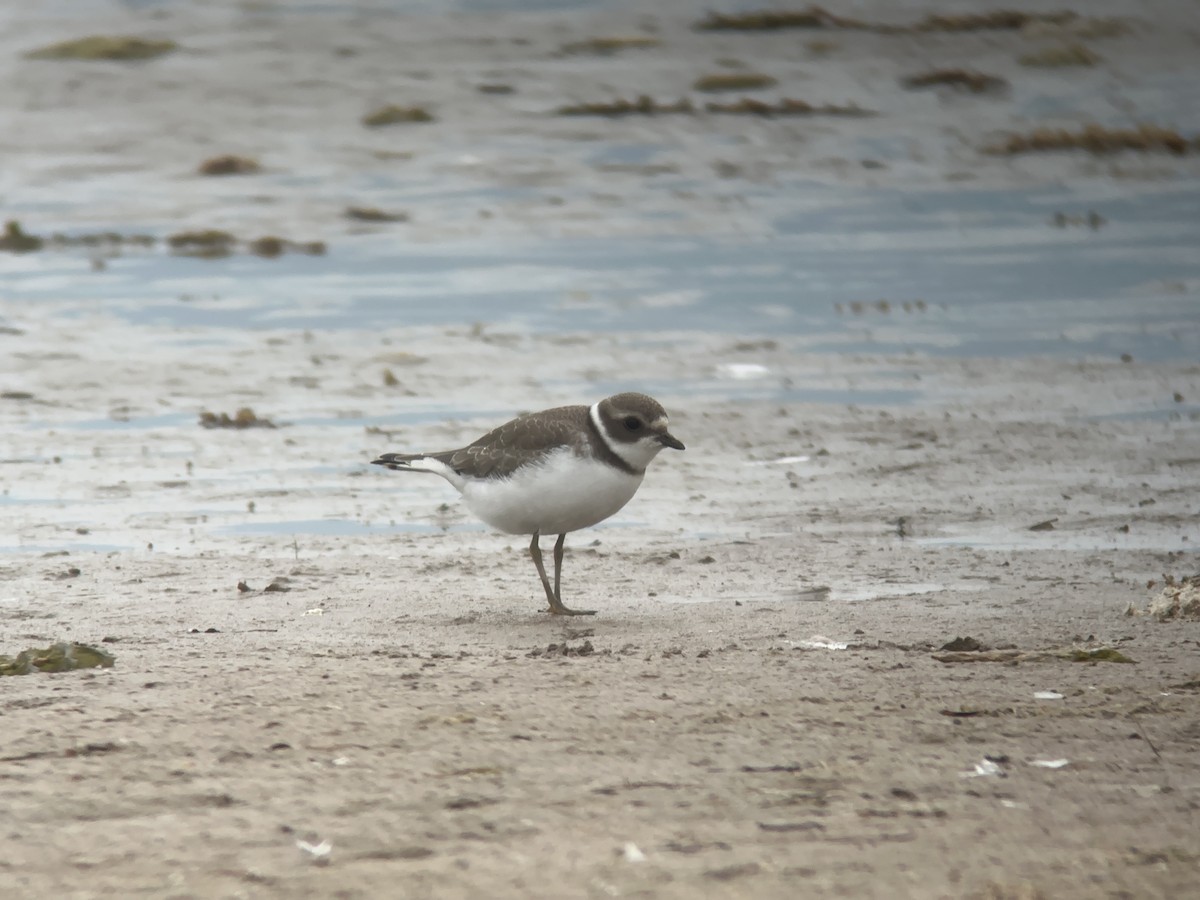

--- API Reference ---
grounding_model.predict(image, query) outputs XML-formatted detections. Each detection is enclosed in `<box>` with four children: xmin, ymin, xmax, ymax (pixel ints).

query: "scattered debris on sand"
<box><xmin>1127</xmin><ymin>575</ymin><xmax>1200</xmax><ymax>620</ymax></box>
<box><xmin>26</xmin><ymin>35</ymin><xmax>177</xmax><ymax>61</ymax></box>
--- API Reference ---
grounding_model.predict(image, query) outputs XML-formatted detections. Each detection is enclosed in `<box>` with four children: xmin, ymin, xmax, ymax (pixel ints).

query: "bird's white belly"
<box><xmin>459</xmin><ymin>450</ymin><xmax>644</xmax><ymax>535</ymax></box>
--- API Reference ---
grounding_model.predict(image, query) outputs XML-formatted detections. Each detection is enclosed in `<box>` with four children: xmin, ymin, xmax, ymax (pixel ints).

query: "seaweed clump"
<box><xmin>706</xmin><ymin>97</ymin><xmax>874</xmax><ymax>117</ymax></box>
<box><xmin>198</xmin><ymin>155</ymin><xmax>261</xmax><ymax>176</ymax></box>
<box><xmin>693</xmin><ymin>72</ymin><xmax>778</xmax><ymax>92</ymax></box>
<box><xmin>693</xmin><ymin>8</ymin><xmax>1112</xmax><ymax>35</ymax></box>
<box><xmin>912</xmin><ymin>11</ymin><xmax>1078</xmax><ymax>32</ymax></box>
<box><xmin>901</xmin><ymin>69</ymin><xmax>1008</xmax><ymax>94</ymax></box>
<box><xmin>2</xmin><ymin>222</ymin><xmax>162</xmax><ymax>253</ymax></box>
<box><xmin>168</xmin><ymin>229</ymin><xmax>237</xmax><ymax>258</ymax></box>
<box><xmin>556</xmin><ymin>96</ymin><xmax>695</xmax><ymax>117</ymax></box>
<box><xmin>363</xmin><ymin>105</ymin><xmax>435</xmax><ymax>127</ymax></box>
<box><xmin>0</xmin><ymin>220</ymin><xmax>44</xmax><ymax>253</ymax></box>
<box><xmin>555</xmin><ymin>95</ymin><xmax>872</xmax><ymax>119</ymax></box>
<box><xmin>27</xmin><ymin>36</ymin><xmax>177</xmax><ymax>61</ymax></box>
<box><xmin>559</xmin><ymin>36</ymin><xmax>661</xmax><ymax>55</ymax></box>
<box><xmin>247</xmin><ymin>236</ymin><xmax>326</xmax><ymax>258</ymax></box>
<box><xmin>167</xmin><ymin>230</ymin><xmax>325</xmax><ymax>259</ymax></box>
<box><xmin>345</xmin><ymin>206</ymin><xmax>408</xmax><ymax>223</ymax></box>
<box><xmin>695</xmin><ymin>8</ymin><xmax>863</xmax><ymax>31</ymax></box>
<box><xmin>1069</xmin><ymin>647</ymin><xmax>1135</xmax><ymax>664</ymax></box>
<box><xmin>1018</xmin><ymin>43</ymin><xmax>1101</xmax><ymax>67</ymax></box>
<box><xmin>1</xmin><ymin>642</ymin><xmax>115</xmax><ymax>676</ymax></box>
<box><xmin>199</xmin><ymin>408</ymin><xmax>277</xmax><ymax>429</ymax></box>
<box><xmin>985</xmin><ymin>124</ymin><xmax>1196</xmax><ymax>156</ymax></box>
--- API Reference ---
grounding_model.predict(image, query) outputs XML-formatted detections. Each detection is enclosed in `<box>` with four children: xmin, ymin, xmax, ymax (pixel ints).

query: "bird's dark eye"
<box><xmin>623</xmin><ymin>416</ymin><xmax>642</xmax><ymax>431</ymax></box>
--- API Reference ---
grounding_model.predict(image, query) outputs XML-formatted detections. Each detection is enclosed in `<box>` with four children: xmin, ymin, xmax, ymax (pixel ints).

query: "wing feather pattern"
<box><xmin>443</xmin><ymin>405</ymin><xmax>590</xmax><ymax>478</ymax></box>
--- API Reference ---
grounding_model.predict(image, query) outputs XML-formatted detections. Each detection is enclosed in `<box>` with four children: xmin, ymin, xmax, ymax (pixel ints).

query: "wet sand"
<box><xmin>3</xmin><ymin>321</ymin><xmax>1199</xmax><ymax>897</ymax></box>
<box><xmin>3</xmin><ymin>1</ymin><xmax>1200</xmax><ymax>897</ymax></box>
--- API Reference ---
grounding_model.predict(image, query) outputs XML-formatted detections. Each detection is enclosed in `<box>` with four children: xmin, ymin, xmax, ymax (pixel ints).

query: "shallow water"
<box><xmin>5</xmin><ymin>180</ymin><xmax>1199</xmax><ymax>362</ymax></box>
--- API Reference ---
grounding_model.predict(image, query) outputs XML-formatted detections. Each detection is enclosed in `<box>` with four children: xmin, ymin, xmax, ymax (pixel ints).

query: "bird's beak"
<box><xmin>657</xmin><ymin>432</ymin><xmax>685</xmax><ymax>451</ymax></box>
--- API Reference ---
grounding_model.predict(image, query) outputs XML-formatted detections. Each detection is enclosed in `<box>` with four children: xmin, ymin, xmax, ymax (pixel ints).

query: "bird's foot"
<box><xmin>547</xmin><ymin>603</ymin><xmax>597</xmax><ymax>617</ymax></box>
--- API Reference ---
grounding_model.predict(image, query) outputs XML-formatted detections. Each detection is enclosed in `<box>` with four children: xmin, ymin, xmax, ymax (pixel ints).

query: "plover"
<box><xmin>371</xmin><ymin>392</ymin><xmax>684</xmax><ymax>616</ymax></box>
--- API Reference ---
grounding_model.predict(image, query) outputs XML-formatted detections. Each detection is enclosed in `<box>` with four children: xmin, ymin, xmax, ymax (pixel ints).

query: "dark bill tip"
<box><xmin>658</xmin><ymin>432</ymin><xmax>685</xmax><ymax>451</ymax></box>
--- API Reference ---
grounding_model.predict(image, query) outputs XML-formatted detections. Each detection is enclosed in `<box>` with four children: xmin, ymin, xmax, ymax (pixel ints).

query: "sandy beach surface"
<box><xmin>3</xmin><ymin>1</ymin><xmax>1200</xmax><ymax>898</ymax></box>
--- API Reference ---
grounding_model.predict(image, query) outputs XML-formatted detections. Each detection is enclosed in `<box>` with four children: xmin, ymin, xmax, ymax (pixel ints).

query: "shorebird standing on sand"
<box><xmin>371</xmin><ymin>392</ymin><xmax>684</xmax><ymax>615</ymax></box>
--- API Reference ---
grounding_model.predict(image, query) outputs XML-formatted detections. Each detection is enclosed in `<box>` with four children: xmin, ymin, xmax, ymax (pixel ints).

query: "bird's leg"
<box><xmin>553</xmin><ymin>533</ymin><xmax>564</xmax><ymax>605</ymax></box>
<box><xmin>529</xmin><ymin>532</ymin><xmax>557</xmax><ymax>610</ymax></box>
<box><xmin>529</xmin><ymin>532</ymin><xmax>595</xmax><ymax>616</ymax></box>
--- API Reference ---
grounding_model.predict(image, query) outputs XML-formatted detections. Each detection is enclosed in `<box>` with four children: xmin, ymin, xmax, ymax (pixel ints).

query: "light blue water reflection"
<box><xmin>5</xmin><ymin>181</ymin><xmax>1199</xmax><ymax>360</ymax></box>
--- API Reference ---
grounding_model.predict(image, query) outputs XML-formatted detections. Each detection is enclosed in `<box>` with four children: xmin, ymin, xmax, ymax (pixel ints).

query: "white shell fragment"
<box><xmin>795</xmin><ymin>636</ymin><xmax>850</xmax><ymax>650</ymax></box>
<box><xmin>960</xmin><ymin>758</ymin><xmax>1005</xmax><ymax>778</ymax></box>
<box><xmin>296</xmin><ymin>839</ymin><xmax>332</xmax><ymax>863</ymax></box>
<box><xmin>1030</xmin><ymin>759</ymin><xmax>1070</xmax><ymax>769</ymax></box>
<box><xmin>715</xmin><ymin>362</ymin><xmax>770</xmax><ymax>380</ymax></box>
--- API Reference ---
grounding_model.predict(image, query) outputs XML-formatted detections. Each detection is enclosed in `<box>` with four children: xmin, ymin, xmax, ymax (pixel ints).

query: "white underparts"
<box><xmin>459</xmin><ymin>447</ymin><xmax>645</xmax><ymax>535</ymax></box>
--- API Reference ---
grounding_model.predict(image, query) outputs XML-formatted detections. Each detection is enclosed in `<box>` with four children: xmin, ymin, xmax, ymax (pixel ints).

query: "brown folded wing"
<box><xmin>436</xmin><ymin>404</ymin><xmax>591</xmax><ymax>479</ymax></box>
